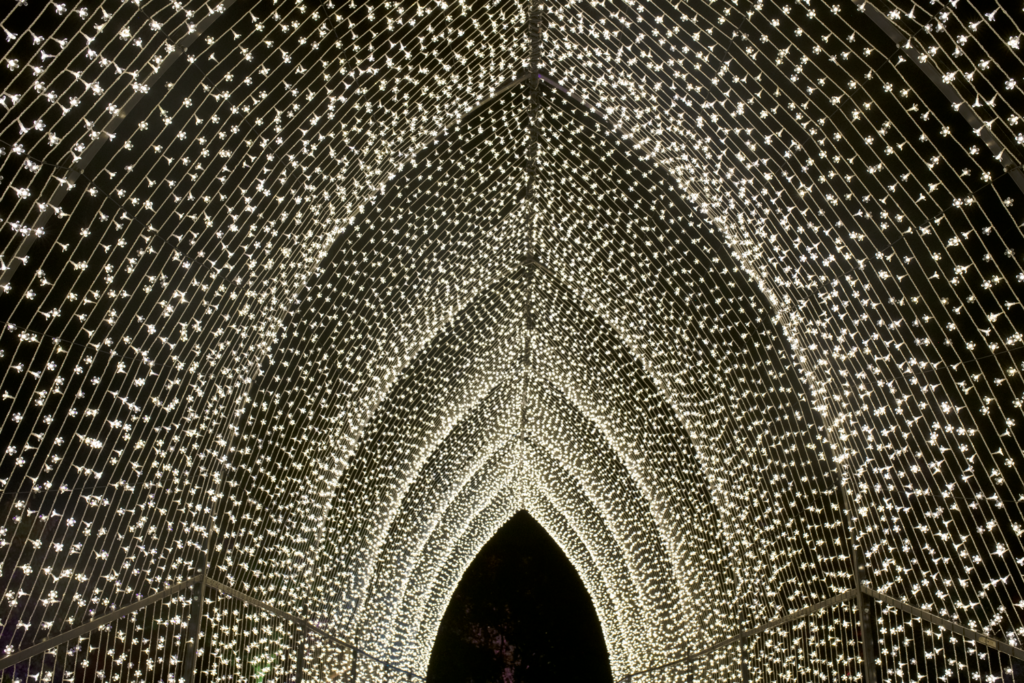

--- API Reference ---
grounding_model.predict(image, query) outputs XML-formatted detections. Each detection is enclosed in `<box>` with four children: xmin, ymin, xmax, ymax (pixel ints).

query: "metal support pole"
<box><xmin>524</xmin><ymin>0</ymin><xmax>547</xmax><ymax>254</ymax></box>
<box><xmin>856</xmin><ymin>578</ymin><xmax>880</xmax><ymax>683</ymax></box>
<box><xmin>349</xmin><ymin>648</ymin><xmax>359</xmax><ymax>683</ymax></box>
<box><xmin>296</xmin><ymin>623</ymin><xmax>306</xmax><ymax>683</ymax></box>
<box><xmin>182</xmin><ymin>573</ymin><xmax>206</xmax><ymax>683</ymax></box>
<box><xmin>740</xmin><ymin>637</ymin><xmax>749</xmax><ymax>683</ymax></box>
<box><xmin>835</xmin><ymin>515</ymin><xmax>878</xmax><ymax>683</ymax></box>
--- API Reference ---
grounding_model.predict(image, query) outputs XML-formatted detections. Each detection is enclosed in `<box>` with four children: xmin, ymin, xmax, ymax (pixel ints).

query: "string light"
<box><xmin>0</xmin><ymin>1</ymin><xmax>1022</xmax><ymax>682</ymax></box>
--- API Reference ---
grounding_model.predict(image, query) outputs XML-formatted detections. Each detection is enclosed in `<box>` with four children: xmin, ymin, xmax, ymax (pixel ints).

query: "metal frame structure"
<box><xmin>616</xmin><ymin>583</ymin><xmax>1024</xmax><ymax>683</ymax></box>
<box><xmin>2</xmin><ymin>1</ymin><xmax>1024</xmax><ymax>681</ymax></box>
<box><xmin>0</xmin><ymin>571</ymin><xmax>425</xmax><ymax>681</ymax></box>
<box><xmin>1</xmin><ymin>563</ymin><xmax>1019</xmax><ymax>682</ymax></box>
<box><xmin>860</xmin><ymin>2</ymin><xmax>1024</xmax><ymax>194</ymax></box>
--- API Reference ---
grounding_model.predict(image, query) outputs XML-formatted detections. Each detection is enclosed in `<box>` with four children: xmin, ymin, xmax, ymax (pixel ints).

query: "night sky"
<box><xmin>426</xmin><ymin>511</ymin><xmax>613</xmax><ymax>683</ymax></box>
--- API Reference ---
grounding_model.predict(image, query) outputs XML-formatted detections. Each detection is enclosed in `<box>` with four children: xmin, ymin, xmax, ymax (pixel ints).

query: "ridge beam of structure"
<box><xmin>428</xmin><ymin>73</ymin><xmax>533</xmax><ymax>151</ymax></box>
<box><xmin>519</xmin><ymin>254</ymin><xmax>556</xmax><ymax>279</ymax></box>
<box><xmin>524</xmin><ymin>0</ymin><xmax>548</xmax><ymax>255</ymax></box>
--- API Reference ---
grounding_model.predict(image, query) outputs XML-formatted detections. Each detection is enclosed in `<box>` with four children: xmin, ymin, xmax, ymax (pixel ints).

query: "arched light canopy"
<box><xmin>0</xmin><ymin>1</ymin><xmax>1023</xmax><ymax>682</ymax></box>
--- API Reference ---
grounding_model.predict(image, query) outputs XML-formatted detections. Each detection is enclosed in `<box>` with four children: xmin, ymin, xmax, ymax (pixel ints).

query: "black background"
<box><xmin>426</xmin><ymin>511</ymin><xmax>613</xmax><ymax>683</ymax></box>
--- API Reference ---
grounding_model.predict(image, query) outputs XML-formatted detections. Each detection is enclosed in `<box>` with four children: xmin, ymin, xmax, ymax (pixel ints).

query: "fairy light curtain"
<box><xmin>0</xmin><ymin>0</ymin><xmax>1022</xmax><ymax>682</ymax></box>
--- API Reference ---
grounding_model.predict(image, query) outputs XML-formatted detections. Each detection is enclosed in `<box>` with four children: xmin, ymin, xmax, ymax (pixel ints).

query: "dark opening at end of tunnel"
<box><xmin>427</xmin><ymin>510</ymin><xmax>612</xmax><ymax>683</ymax></box>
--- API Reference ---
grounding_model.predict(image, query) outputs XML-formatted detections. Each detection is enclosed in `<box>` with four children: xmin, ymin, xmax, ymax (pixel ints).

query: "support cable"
<box><xmin>0</xmin><ymin>573</ymin><xmax>203</xmax><ymax>673</ymax></box>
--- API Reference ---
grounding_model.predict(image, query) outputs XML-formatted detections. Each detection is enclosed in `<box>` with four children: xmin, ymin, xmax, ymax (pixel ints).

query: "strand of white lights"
<box><xmin>234</xmin><ymin>93</ymin><xmax>532</xmax><ymax>618</ymax></box>
<box><xmin>522</xmin><ymin>411</ymin><xmax>681</xmax><ymax>670</ymax></box>
<box><xmin>521</xmin><ymin>478</ymin><xmax>634</xmax><ymax>675</ymax></box>
<box><xmin>337</xmin><ymin>306</ymin><xmax>527</xmax><ymax>642</ymax></box>
<box><xmin>529</xmin><ymin>327</ymin><xmax>712</xmax><ymax>656</ymax></box>
<box><xmin>279</xmin><ymin>127</ymin><xmax>532</xmax><ymax>595</ymax></box>
<box><xmin>747</xmin><ymin>601</ymin><xmax>860</xmax><ymax>683</ymax></box>
<box><xmin>552</xmin><ymin>0</ymin><xmax>1024</xmax><ymax>638</ymax></box>
<box><xmin>366</xmin><ymin>384</ymin><xmax>525</xmax><ymax>655</ymax></box>
<box><xmin>2</xmin><ymin>0</ymin><xmax>528</xmax><ymax>655</ymax></box>
<box><xmin>201</xmin><ymin>588</ymin><xmax>304</xmax><ymax>683</ymax></box>
<box><xmin>407</xmin><ymin>485</ymin><xmax>520</xmax><ymax>674</ymax></box>
<box><xmin>532</xmin><ymin>103</ymin><xmax>851</xmax><ymax>630</ymax></box>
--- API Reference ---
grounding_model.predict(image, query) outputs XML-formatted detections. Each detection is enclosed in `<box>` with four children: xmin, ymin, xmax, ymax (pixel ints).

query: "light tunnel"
<box><xmin>0</xmin><ymin>0</ymin><xmax>1023</xmax><ymax>682</ymax></box>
